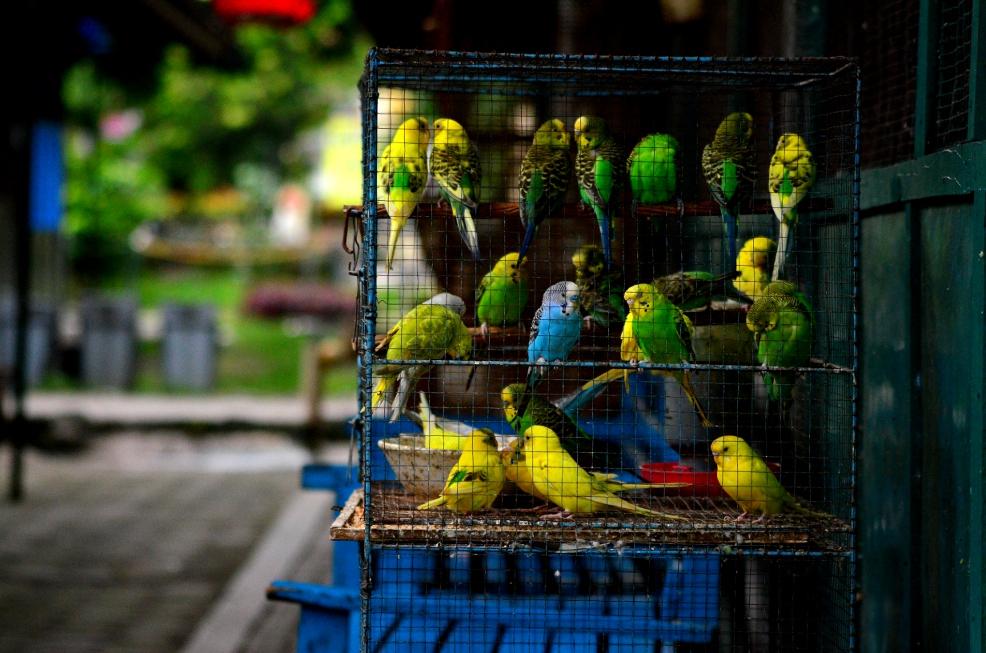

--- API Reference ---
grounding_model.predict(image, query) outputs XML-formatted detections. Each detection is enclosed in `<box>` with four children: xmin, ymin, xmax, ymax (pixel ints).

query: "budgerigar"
<box><xmin>652</xmin><ymin>270</ymin><xmax>745</xmax><ymax>311</ymax></box>
<box><xmin>371</xmin><ymin>293</ymin><xmax>472</xmax><ymax>422</ymax></box>
<box><xmin>702</xmin><ymin>112</ymin><xmax>755</xmax><ymax>268</ymax></box>
<box><xmin>628</xmin><ymin>132</ymin><xmax>681</xmax><ymax>215</ymax></box>
<box><xmin>571</xmin><ymin>244</ymin><xmax>626</xmax><ymax>327</ymax></box>
<box><xmin>734</xmin><ymin>236</ymin><xmax>777</xmax><ymax>300</ymax></box>
<box><xmin>711</xmin><ymin>435</ymin><xmax>826</xmax><ymax>521</ymax></box>
<box><xmin>501</xmin><ymin>383</ymin><xmax>622</xmax><ymax>473</ymax></box>
<box><xmin>746</xmin><ymin>280</ymin><xmax>813</xmax><ymax>401</ymax></box>
<box><xmin>428</xmin><ymin>118</ymin><xmax>482</xmax><ymax>260</ymax></box>
<box><xmin>517</xmin><ymin>119</ymin><xmax>572</xmax><ymax>261</ymax></box>
<box><xmin>404</xmin><ymin>392</ymin><xmax>467</xmax><ymax>450</ymax></box>
<box><xmin>379</xmin><ymin>117</ymin><xmax>430</xmax><ymax>271</ymax></box>
<box><xmin>574</xmin><ymin>116</ymin><xmax>624</xmax><ymax>268</ymax></box>
<box><xmin>525</xmin><ymin>281</ymin><xmax>582</xmax><ymax>391</ymax></box>
<box><xmin>476</xmin><ymin>252</ymin><xmax>528</xmax><ymax>337</ymax></box>
<box><xmin>417</xmin><ymin>428</ymin><xmax>505</xmax><ymax>513</ymax></box>
<box><xmin>512</xmin><ymin>425</ymin><xmax>681</xmax><ymax>519</ymax></box>
<box><xmin>769</xmin><ymin>133</ymin><xmax>816</xmax><ymax>280</ymax></box>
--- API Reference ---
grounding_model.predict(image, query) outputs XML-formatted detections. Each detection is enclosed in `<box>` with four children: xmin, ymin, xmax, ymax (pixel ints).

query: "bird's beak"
<box><xmin>626</xmin><ymin>298</ymin><xmax>634</xmax><ymax>308</ymax></box>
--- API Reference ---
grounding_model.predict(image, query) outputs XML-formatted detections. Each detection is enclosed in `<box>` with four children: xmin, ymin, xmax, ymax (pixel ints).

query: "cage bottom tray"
<box><xmin>330</xmin><ymin>484</ymin><xmax>851</xmax><ymax>553</ymax></box>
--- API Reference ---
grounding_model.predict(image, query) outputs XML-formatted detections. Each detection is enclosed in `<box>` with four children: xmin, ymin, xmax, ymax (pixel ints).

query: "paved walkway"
<box><xmin>0</xmin><ymin>431</ymin><xmax>351</xmax><ymax>653</ymax></box>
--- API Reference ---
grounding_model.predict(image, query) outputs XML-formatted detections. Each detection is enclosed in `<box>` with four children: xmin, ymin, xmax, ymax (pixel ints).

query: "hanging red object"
<box><xmin>214</xmin><ymin>0</ymin><xmax>316</xmax><ymax>25</ymax></box>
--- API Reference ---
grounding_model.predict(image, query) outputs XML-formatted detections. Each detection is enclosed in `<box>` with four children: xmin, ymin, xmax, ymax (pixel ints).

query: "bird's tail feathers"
<box><xmin>385</xmin><ymin>220</ymin><xmax>402</xmax><ymax>271</ymax></box>
<box><xmin>590</xmin><ymin>493</ymin><xmax>683</xmax><ymax>520</ymax></box>
<box><xmin>517</xmin><ymin>219</ymin><xmax>538</xmax><ymax>262</ymax></box>
<box><xmin>390</xmin><ymin>370</ymin><xmax>415</xmax><ymax>422</ymax></box>
<box><xmin>593</xmin><ymin>205</ymin><xmax>613</xmax><ymax>268</ymax></box>
<box><xmin>456</xmin><ymin>208</ymin><xmax>481</xmax><ymax>260</ymax></box>
<box><xmin>416</xmin><ymin>496</ymin><xmax>447</xmax><ymax>510</ymax></box>
<box><xmin>720</xmin><ymin>207</ymin><xmax>738</xmax><ymax>269</ymax></box>
<box><xmin>772</xmin><ymin>219</ymin><xmax>794</xmax><ymax>281</ymax></box>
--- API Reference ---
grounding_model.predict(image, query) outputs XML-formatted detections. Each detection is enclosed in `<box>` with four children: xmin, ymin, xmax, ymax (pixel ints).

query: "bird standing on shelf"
<box><xmin>710</xmin><ymin>435</ymin><xmax>827</xmax><ymax>521</ymax></box>
<box><xmin>702</xmin><ymin>112</ymin><xmax>756</xmax><ymax>269</ymax></box>
<box><xmin>371</xmin><ymin>293</ymin><xmax>472</xmax><ymax>422</ymax></box>
<box><xmin>501</xmin><ymin>383</ymin><xmax>622</xmax><ymax>473</ymax></box>
<box><xmin>475</xmin><ymin>252</ymin><xmax>528</xmax><ymax>337</ymax></box>
<box><xmin>525</xmin><ymin>281</ymin><xmax>582</xmax><ymax>391</ymax></box>
<box><xmin>627</xmin><ymin>132</ymin><xmax>681</xmax><ymax>216</ymax></box>
<box><xmin>574</xmin><ymin>116</ymin><xmax>624</xmax><ymax>268</ymax></box>
<box><xmin>417</xmin><ymin>428</ymin><xmax>505</xmax><ymax>513</ymax></box>
<box><xmin>746</xmin><ymin>280</ymin><xmax>814</xmax><ymax>401</ymax></box>
<box><xmin>379</xmin><ymin>117</ymin><xmax>431</xmax><ymax>271</ymax></box>
<box><xmin>511</xmin><ymin>425</ymin><xmax>681</xmax><ymax>518</ymax></box>
<box><xmin>428</xmin><ymin>118</ymin><xmax>482</xmax><ymax>260</ymax></box>
<box><xmin>571</xmin><ymin>244</ymin><xmax>626</xmax><ymax>328</ymax></box>
<box><xmin>517</xmin><ymin>119</ymin><xmax>572</xmax><ymax>261</ymax></box>
<box><xmin>769</xmin><ymin>133</ymin><xmax>816</xmax><ymax>280</ymax></box>
<box><xmin>734</xmin><ymin>236</ymin><xmax>777</xmax><ymax>300</ymax></box>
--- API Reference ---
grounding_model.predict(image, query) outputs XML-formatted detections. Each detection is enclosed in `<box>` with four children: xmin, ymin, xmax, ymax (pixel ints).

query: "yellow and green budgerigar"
<box><xmin>711</xmin><ymin>435</ymin><xmax>827</xmax><ymax>521</ymax></box>
<box><xmin>571</xmin><ymin>244</ymin><xmax>626</xmax><ymax>328</ymax></box>
<box><xmin>403</xmin><ymin>392</ymin><xmax>467</xmax><ymax>450</ymax></box>
<box><xmin>500</xmin><ymin>436</ymin><xmax>686</xmax><ymax>503</ymax></box>
<box><xmin>417</xmin><ymin>428</ymin><xmax>505</xmax><ymax>513</ymax></box>
<box><xmin>517</xmin><ymin>119</ymin><xmax>572</xmax><ymax>261</ymax></box>
<box><xmin>379</xmin><ymin>117</ymin><xmax>431</xmax><ymax>271</ymax></box>
<box><xmin>428</xmin><ymin>118</ymin><xmax>482</xmax><ymax>260</ymax></box>
<box><xmin>511</xmin><ymin>425</ymin><xmax>681</xmax><ymax>519</ymax></box>
<box><xmin>701</xmin><ymin>112</ymin><xmax>755</xmax><ymax>269</ymax></box>
<box><xmin>628</xmin><ymin>132</ymin><xmax>681</xmax><ymax>215</ymax></box>
<box><xmin>476</xmin><ymin>252</ymin><xmax>528</xmax><ymax>337</ymax></box>
<box><xmin>745</xmin><ymin>280</ymin><xmax>813</xmax><ymax>401</ymax></box>
<box><xmin>372</xmin><ymin>293</ymin><xmax>472</xmax><ymax>422</ymax></box>
<box><xmin>768</xmin><ymin>133</ymin><xmax>816</xmax><ymax>280</ymax></box>
<box><xmin>734</xmin><ymin>236</ymin><xmax>777</xmax><ymax>300</ymax></box>
<box><xmin>575</xmin><ymin>116</ymin><xmax>624</xmax><ymax>269</ymax></box>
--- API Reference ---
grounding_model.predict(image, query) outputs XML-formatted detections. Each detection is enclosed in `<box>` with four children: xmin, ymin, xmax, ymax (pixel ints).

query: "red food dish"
<box><xmin>640</xmin><ymin>461</ymin><xmax>781</xmax><ymax>497</ymax></box>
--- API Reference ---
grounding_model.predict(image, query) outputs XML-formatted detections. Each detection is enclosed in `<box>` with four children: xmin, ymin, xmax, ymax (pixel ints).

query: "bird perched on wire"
<box><xmin>574</xmin><ymin>116</ymin><xmax>624</xmax><ymax>268</ymax></box>
<box><xmin>428</xmin><ymin>118</ymin><xmax>482</xmax><ymax>260</ymax></box>
<box><xmin>476</xmin><ymin>252</ymin><xmax>528</xmax><ymax>337</ymax></box>
<box><xmin>417</xmin><ymin>428</ymin><xmax>505</xmax><ymax>513</ymax></box>
<box><xmin>628</xmin><ymin>132</ymin><xmax>681</xmax><ymax>216</ymax></box>
<box><xmin>711</xmin><ymin>435</ymin><xmax>827</xmax><ymax>521</ymax></box>
<box><xmin>571</xmin><ymin>244</ymin><xmax>626</xmax><ymax>328</ymax></box>
<box><xmin>525</xmin><ymin>281</ymin><xmax>582</xmax><ymax>391</ymax></box>
<box><xmin>702</xmin><ymin>112</ymin><xmax>755</xmax><ymax>269</ymax></box>
<box><xmin>769</xmin><ymin>133</ymin><xmax>816</xmax><ymax>280</ymax></box>
<box><xmin>379</xmin><ymin>117</ymin><xmax>431</xmax><ymax>271</ymax></box>
<box><xmin>652</xmin><ymin>270</ymin><xmax>746</xmax><ymax>311</ymax></box>
<box><xmin>734</xmin><ymin>236</ymin><xmax>777</xmax><ymax>300</ymax></box>
<box><xmin>500</xmin><ymin>383</ymin><xmax>623</xmax><ymax>473</ymax></box>
<box><xmin>517</xmin><ymin>119</ymin><xmax>572</xmax><ymax>261</ymax></box>
<box><xmin>746</xmin><ymin>280</ymin><xmax>813</xmax><ymax>401</ymax></box>
<box><xmin>511</xmin><ymin>425</ymin><xmax>681</xmax><ymax>519</ymax></box>
<box><xmin>371</xmin><ymin>293</ymin><xmax>472</xmax><ymax>422</ymax></box>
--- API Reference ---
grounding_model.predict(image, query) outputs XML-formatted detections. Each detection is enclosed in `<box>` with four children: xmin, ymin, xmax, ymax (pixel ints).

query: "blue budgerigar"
<box><xmin>525</xmin><ymin>280</ymin><xmax>582</xmax><ymax>391</ymax></box>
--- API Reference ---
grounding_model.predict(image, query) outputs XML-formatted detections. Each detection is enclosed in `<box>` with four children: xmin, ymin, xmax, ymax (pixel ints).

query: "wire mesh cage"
<box><xmin>341</xmin><ymin>48</ymin><xmax>860</xmax><ymax>653</ymax></box>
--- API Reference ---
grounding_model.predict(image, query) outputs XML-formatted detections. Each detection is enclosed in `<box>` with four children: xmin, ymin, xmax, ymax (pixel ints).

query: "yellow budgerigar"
<box><xmin>512</xmin><ymin>425</ymin><xmax>681</xmax><ymax>519</ymax></box>
<box><xmin>417</xmin><ymin>428</ymin><xmax>505</xmax><ymax>513</ymax></box>
<box><xmin>710</xmin><ymin>435</ymin><xmax>827</xmax><ymax>522</ymax></box>
<box><xmin>768</xmin><ymin>133</ymin><xmax>816</xmax><ymax>280</ymax></box>
<box><xmin>428</xmin><ymin>118</ymin><xmax>482</xmax><ymax>260</ymax></box>
<box><xmin>734</xmin><ymin>236</ymin><xmax>777</xmax><ymax>300</ymax></box>
<box><xmin>379</xmin><ymin>117</ymin><xmax>430</xmax><ymax>271</ymax></box>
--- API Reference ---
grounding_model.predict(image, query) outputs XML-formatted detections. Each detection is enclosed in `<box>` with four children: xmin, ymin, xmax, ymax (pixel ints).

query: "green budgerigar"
<box><xmin>475</xmin><ymin>252</ymin><xmax>528</xmax><ymax>337</ymax></box>
<box><xmin>628</xmin><ymin>132</ymin><xmax>681</xmax><ymax>215</ymax></box>
<box><xmin>428</xmin><ymin>118</ymin><xmax>482</xmax><ymax>260</ymax></box>
<box><xmin>702</xmin><ymin>112</ymin><xmax>755</xmax><ymax>269</ymax></box>
<box><xmin>574</xmin><ymin>116</ymin><xmax>624</xmax><ymax>268</ymax></box>
<box><xmin>745</xmin><ymin>280</ymin><xmax>813</xmax><ymax>401</ymax></box>
<box><xmin>372</xmin><ymin>293</ymin><xmax>472</xmax><ymax>422</ymax></box>
<box><xmin>517</xmin><ymin>119</ymin><xmax>572</xmax><ymax>261</ymax></box>
<box><xmin>768</xmin><ymin>133</ymin><xmax>816</xmax><ymax>280</ymax></box>
<box><xmin>571</xmin><ymin>244</ymin><xmax>626</xmax><ymax>327</ymax></box>
<box><xmin>379</xmin><ymin>117</ymin><xmax>430</xmax><ymax>271</ymax></box>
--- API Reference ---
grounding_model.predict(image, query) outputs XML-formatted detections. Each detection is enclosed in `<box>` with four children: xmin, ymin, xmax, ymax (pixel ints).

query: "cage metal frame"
<box><xmin>353</xmin><ymin>47</ymin><xmax>861</xmax><ymax>652</ymax></box>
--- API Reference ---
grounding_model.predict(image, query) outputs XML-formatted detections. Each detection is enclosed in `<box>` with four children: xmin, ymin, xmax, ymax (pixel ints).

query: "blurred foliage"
<box><xmin>62</xmin><ymin>0</ymin><xmax>367</xmax><ymax>278</ymax></box>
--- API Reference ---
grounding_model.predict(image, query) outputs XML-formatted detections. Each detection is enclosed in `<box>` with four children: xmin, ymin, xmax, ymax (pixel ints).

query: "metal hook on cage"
<box><xmin>342</xmin><ymin>206</ymin><xmax>363</xmax><ymax>275</ymax></box>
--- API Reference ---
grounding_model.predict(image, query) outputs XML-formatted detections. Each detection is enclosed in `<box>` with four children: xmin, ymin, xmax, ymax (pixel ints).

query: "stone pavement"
<box><xmin>0</xmin><ymin>430</ymin><xmax>352</xmax><ymax>653</ymax></box>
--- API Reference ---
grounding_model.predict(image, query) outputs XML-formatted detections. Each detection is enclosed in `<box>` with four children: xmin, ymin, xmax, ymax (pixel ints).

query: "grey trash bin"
<box><xmin>0</xmin><ymin>296</ymin><xmax>56</xmax><ymax>387</ymax></box>
<box><xmin>81</xmin><ymin>295</ymin><xmax>138</xmax><ymax>389</ymax></box>
<box><xmin>161</xmin><ymin>303</ymin><xmax>217</xmax><ymax>391</ymax></box>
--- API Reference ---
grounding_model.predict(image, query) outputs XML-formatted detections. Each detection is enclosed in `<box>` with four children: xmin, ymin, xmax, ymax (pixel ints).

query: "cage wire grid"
<box><xmin>349</xmin><ymin>49</ymin><xmax>860</xmax><ymax>653</ymax></box>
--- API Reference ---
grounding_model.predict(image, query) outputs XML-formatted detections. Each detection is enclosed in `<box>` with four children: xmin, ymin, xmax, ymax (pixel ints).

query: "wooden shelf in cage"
<box><xmin>330</xmin><ymin>485</ymin><xmax>851</xmax><ymax>553</ymax></box>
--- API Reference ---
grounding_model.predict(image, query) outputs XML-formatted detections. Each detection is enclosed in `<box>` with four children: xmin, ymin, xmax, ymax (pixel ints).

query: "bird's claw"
<box><xmin>479</xmin><ymin>322</ymin><xmax>489</xmax><ymax>339</ymax></box>
<box><xmin>540</xmin><ymin>509</ymin><xmax>574</xmax><ymax>521</ymax></box>
<box><xmin>733</xmin><ymin>512</ymin><xmax>749</xmax><ymax>523</ymax></box>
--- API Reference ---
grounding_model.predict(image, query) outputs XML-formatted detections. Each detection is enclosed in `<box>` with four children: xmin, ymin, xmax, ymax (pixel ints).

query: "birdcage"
<box><xmin>336</xmin><ymin>48</ymin><xmax>860</xmax><ymax>653</ymax></box>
